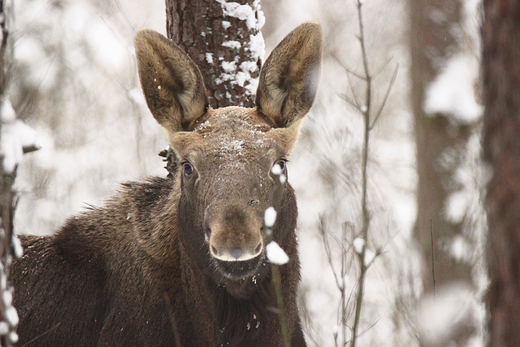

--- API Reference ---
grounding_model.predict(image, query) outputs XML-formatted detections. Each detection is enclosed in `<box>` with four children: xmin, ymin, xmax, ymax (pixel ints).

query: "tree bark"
<box><xmin>410</xmin><ymin>0</ymin><xmax>477</xmax><ymax>344</ymax></box>
<box><xmin>166</xmin><ymin>0</ymin><xmax>263</xmax><ymax>108</ymax></box>
<box><xmin>482</xmin><ymin>2</ymin><xmax>520</xmax><ymax>346</ymax></box>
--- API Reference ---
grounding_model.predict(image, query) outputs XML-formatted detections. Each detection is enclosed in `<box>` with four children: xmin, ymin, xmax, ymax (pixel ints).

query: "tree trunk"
<box><xmin>0</xmin><ymin>1</ymin><xmax>18</xmax><ymax>346</ymax></box>
<box><xmin>410</xmin><ymin>0</ymin><xmax>478</xmax><ymax>344</ymax></box>
<box><xmin>482</xmin><ymin>2</ymin><xmax>520</xmax><ymax>346</ymax></box>
<box><xmin>165</xmin><ymin>0</ymin><xmax>264</xmax><ymax>108</ymax></box>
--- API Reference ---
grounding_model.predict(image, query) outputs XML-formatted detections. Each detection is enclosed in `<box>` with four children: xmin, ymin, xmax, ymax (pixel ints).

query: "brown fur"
<box><xmin>11</xmin><ymin>22</ymin><xmax>322</xmax><ymax>347</ymax></box>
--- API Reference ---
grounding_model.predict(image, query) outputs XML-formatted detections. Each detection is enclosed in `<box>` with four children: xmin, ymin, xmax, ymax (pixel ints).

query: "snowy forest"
<box><xmin>0</xmin><ymin>0</ymin><xmax>519</xmax><ymax>346</ymax></box>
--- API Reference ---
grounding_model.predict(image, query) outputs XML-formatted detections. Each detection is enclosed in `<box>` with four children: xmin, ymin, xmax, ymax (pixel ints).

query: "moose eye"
<box><xmin>182</xmin><ymin>162</ymin><xmax>195</xmax><ymax>176</ymax></box>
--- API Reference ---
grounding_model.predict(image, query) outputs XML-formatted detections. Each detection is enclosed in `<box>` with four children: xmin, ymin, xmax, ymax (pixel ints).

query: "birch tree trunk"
<box><xmin>482</xmin><ymin>2</ymin><xmax>520</xmax><ymax>346</ymax></box>
<box><xmin>165</xmin><ymin>0</ymin><xmax>264</xmax><ymax>108</ymax></box>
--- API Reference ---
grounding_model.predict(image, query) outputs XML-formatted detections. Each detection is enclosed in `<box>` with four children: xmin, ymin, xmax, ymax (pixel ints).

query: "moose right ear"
<box><xmin>135</xmin><ymin>30</ymin><xmax>208</xmax><ymax>133</ymax></box>
<box><xmin>256</xmin><ymin>22</ymin><xmax>322</xmax><ymax>129</ymax></box>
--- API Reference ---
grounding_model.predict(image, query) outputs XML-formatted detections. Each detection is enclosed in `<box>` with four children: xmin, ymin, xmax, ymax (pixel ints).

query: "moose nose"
<box><xmin>209</xmin><ymin>238</ymin><xmax>263</xmax><ymax>262</ymax></box>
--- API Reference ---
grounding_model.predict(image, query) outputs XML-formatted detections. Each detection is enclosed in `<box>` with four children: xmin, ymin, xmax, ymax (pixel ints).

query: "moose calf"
<box><xmin>11</xmin><ymin>22</ymin><xmax>321</xmax><ymax>347</ymax></box>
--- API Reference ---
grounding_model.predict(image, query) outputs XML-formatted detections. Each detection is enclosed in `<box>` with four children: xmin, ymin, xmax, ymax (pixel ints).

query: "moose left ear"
<box><xmin>256</xmin><ymin>22</ymin><xmax>322</xmax><ymax>129</ymax></box>
<box><xmin>135</xmin><ymin>29</ymin><xmax>208</xmax><ymax>133</ymax></box>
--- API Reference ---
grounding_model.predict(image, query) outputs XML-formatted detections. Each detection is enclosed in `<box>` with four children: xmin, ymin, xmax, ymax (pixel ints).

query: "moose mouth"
<box><xmin>212</xmin><ymin>252</ymin><xmax>266</xmax><ymax>281</ymax></box>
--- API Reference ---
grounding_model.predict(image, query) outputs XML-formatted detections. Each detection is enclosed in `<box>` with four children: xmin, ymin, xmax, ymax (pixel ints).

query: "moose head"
<box><xmin>134</xmin><ymin>23</ymin><xmax>321</xmax><ymax>296</ymax></box>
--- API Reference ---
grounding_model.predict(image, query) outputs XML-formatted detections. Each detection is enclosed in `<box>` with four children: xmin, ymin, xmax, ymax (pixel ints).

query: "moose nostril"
<box><xmin>210</xmin><ymin>244</ymin><xmax>219</xmax><ymax>256</ymax></box>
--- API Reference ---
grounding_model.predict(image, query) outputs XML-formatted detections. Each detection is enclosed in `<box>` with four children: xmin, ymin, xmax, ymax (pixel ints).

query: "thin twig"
<box><xmin>19</xmin><ymin>322</ymin><xmax>62</xmax><ymax>347</ymax></box>
<box><xmin>430</xmin><ymin>219</ymin><xmax>436</xmax><ymax>299</ymax></box>
<box><xmin>333</xmin><ymin>53</ymin><xmax>366</xmax><ymax>81</ymax></box>
<box><xmin>340</xmin><ymin>93</ymin><xmax>361</xmax><ymax>111</ymax></box>
<box><xmin>319</xmin><ymin>217</ymin><xmax>344</xmax><ymax>291</ymax></box>
<box><xmin>350</xmin><ymin>0</ymin><xmax>371</xmax><ymax>346</ymax></box>
<box><xmin>272</xmin><ymin>265</ymin><xmax>291</xmax><ymax>347</ymax></box>
<box><xmin>370</xmin><ymin>64</ymin><xmax>399</xmax><ymax>129</ymax></box>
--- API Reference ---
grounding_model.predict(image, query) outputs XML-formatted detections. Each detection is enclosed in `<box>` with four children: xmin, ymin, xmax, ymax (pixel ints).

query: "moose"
<box><xmin>11</xmin><ymin>22</ymin><xmax>321</xmax><ymax>346</ymax></box>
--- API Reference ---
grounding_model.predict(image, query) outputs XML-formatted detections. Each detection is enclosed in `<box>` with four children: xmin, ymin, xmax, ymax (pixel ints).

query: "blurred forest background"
<box><xmin>6</xmin><ymin>0</ymin><xmax>486</xmax><ymax>346</ymax></box>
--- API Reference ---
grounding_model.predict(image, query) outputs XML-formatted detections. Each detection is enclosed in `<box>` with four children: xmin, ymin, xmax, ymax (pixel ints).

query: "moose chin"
<box><xmin>11</xmin><ymin>22</ymin><xmax>322</xmax><ymax>347</ymax></box>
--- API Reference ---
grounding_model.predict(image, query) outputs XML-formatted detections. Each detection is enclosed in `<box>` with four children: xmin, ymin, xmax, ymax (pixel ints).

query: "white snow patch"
<box><xmin>2</xmin><ymin>290</ymin><xmax>12</xmax><ymax>307</ymax></box>
<box><xmin>445</xmin><ymin>190</ymin><xmax>470</xmax><ymax>223</ymax></box>
<box><xmin>353</xmin><ymin>237</ymin><xmax>375</xmax><ymax>265</ymax></box>
<box><xmin>245</xmin><ymin>77</ymin><xmax>259</xmax><ymax>95</ymax></box>
<box><xmin>264</xmin><ymin>206</ymin><xmax>277</xmax><ymax>227</ymax></box>
<box><xmin>205</xmin><ymin>53</ymin><xmax>214</xmax><ymax>64</ymax></box>
<box><xmin>222</xmin><ymin>21</ymin><xmax>231</xmax><ymax>30</ymax></box>
<box><xmin>222</xmin><ymin>40</ymin><xmax>241</xmax><ymax>50</ymax></box>
<box><xmin>424</xmin><ymin>54</ymin><xmax>483</xmax><ymax>124</ymax></box>
<box><xmin>216</xmin><ymin>0</ymin><xmax>261</xmax><ymax>30</ymax></box>
<box><xmin>266</xmin><ymin>241</ymin><xmax>289</xmax><ymax>265</ymax></box>
<box><xmin>450</xmin><ymin>235</ymin><xmax>472</xmax><ymax>262</ymax></box>
<box><xmin>0</xmin><ymin>322</ymin><xmax>7</xmax><ymax>335</ymax></box>
<box><xmin>249</xmin><ymin>32</ymin><xmax>265</xmax><ymax>62</ymax></box>
<box><xmin>1</xmin><ymin>99</ymin><xmax>39</xmax><ymax>173</ymax></box>
<box><xmin>221</xmin><ymin>61</ymin><xmax>237</xmax><ymax>73</ymax></box>
<box><xmin>416</xmin><ymin>284</ymin><xmax>478</xmax><ymax>346</ymax></box>
<box><xmin>12</xmin><ymin>235</ymin><xmax>23</xmax><ymax>258</ymax></box>
<box><xmin>353</xmin><ymin>237</ymin><xmax>365</xmax><ymax>254</ymax></box>
<box><xmin>5</xmin><ymin>306</ymin><xmax>18</xmax><ymax>327</ymax></box>
<box><xmin>271</xmin><ymin>164</ymin><xmax>283</xmax><ymax>175</ymax></box>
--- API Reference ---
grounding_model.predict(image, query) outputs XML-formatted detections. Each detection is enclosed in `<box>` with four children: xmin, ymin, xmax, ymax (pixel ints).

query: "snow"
<box><xmin>424</xmin><ymin>54</ymin><xmax>483</xmax><ymax>124</ymax></box>
<box><xmin>2</xmin><ymin>290</ymin><xmax>12</xmax><ymax>307</ymax></box>
<box><xmin>222</xmin><ymin>21</ymin><xmax>231</xmax><ymax>30</ymax></box>
<box><xmin>12</xmin><ymin>236</ymin><xmax>23</xmax><ymax>258</ymax></box>
<box><xmin>249</xmin><ymin>32</ymin><xmax>265</xmax><ymax>63</ymax></box>
<box><xmin>271</xmin><ymin>164</ymin><xmax>283</xmax><ymax>175</ymax></box>
<box><xmin>416</xmin><ymin>284</ymin><xmax>478</xmax><ymax>346</ymax></box>
<box><xmin>353</xmin><ymin>237</ymin><xmax>375</xmax><ymax>265</ymax></box>
<box><xmin>216</xmin><ymin>0</ymin><xmax>259</xmax><ymax>30</ymax></box>
<box><xmin>264</xmin><ymin>207</ymin><xmax>277</xmax><ymax>228</ymax></box>
<box><xmin>1</xmin><ymin>99</ymin><xmax>39</xmax><ymax>173</ymax></box>
<box><xmin>215</xmin><ymin>0</ymin><xmax>265</xmax><ymax>97</ymax></box>
<box><xmin>353</xmin><ymin>237</ymin><xmax>365</xmax><ymax>254</ymax></box>
<box><xmin>221</xmin><ymin>61</ymin><xmax>236</xmax><ymax>73</ymax></box>
<box><xmin>222</xmin><ymin>40</ymin><xmax>241</xmax><ymax>49</ymax></box>
<box><xmin>450</xmin><ymin>235</ymin><xmax>472</xmax><ymax>263</ymax></box>
<box><xmin>445</xmin><ymin>190</ymin><xmax>470</xmax><ymax>223</ymax></box>
<box><xmin>266</xmin><ymin>241</ymin><xmax>289</xmax><ymax>265</ymax></box>
<box><xmin>205</xmin><ymin>53</ymin><xmax>214</xmax><ymax>64</ymax></box>
<box><xmin>5</xmin><ymin>306</ymin><xmax>18</xmax><ymax>327</ymax></box>
<box><xmin>0</xmin><ymin>322</ymin><xmax>7</xmax><ymax>335</ymax></box>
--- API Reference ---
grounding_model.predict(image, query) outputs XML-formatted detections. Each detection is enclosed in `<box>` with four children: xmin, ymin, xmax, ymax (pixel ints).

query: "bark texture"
<box><xmin>166</xmin><ymin>0</ymin><xmax>263</xmax><ymax>108</ymax></box>
<box><xmin>482</xmin><ymin>2</ymin><xmax>520</xmax><ymax>346</ymax></box>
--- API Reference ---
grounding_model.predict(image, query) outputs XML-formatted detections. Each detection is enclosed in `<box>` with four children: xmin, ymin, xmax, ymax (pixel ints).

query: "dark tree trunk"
<box><xmin>482</xmin><ymin>2</ymin><xmax>520</xmax><ymax>346</ymax></box>
<box><xmin>0</xmin><ymin>1</ymin><xmax>17</xmax><ymax>346</ymax></box>
<box><xmin>166</xmin><ymin>0</ymin><xmax>263</xmax><ymax>108</ymax></box>
<box><xmin>410</xmin><ymin>0</ymin><xmax>478</xmax><ymax>344</ymax></box>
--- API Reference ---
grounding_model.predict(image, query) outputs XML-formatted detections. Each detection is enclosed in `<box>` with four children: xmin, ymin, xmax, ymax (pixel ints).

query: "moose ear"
<box><xmin>135</xmin><ymin>29</ymin><xmax>208</xmax><ymax>133</ymax></box>
<box><xmin>256</xmin><ymin>22</ymin><xmax>322</xmax><ymax>129</ymax></box>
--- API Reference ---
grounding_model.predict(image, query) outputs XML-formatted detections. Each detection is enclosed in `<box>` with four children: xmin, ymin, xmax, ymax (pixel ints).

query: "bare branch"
<box><xmin>333</xmin><ymin>53</ymin><xmax>366</xmax><ymax>81</ymax></box>
<box><xmin>370</xmin><ymin>64</ymin><xmax>399</xmax><ymax>129</ymax></box>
